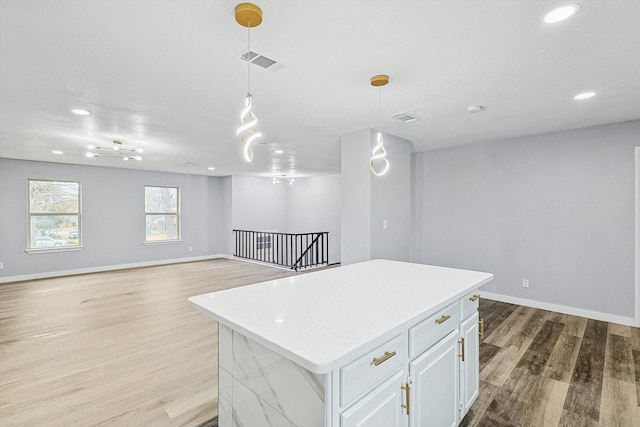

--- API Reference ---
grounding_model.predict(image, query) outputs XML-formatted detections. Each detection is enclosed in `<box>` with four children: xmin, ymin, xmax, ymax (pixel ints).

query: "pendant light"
<box><xmin>235</xmin><ymin>3</ymin><xmax>263</xmax><ymax>162</ymax></box>
<box><xmin>370</xmin><ymin>74</ymin><xmax>390</xmax><ymax>176</ymax></box>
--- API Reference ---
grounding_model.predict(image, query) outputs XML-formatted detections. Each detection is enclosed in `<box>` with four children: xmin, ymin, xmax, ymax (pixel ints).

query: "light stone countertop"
<box><xmin>189</xmin><ymin>259</ymin><xmax>494</xmax><ymax>374</ymax></box>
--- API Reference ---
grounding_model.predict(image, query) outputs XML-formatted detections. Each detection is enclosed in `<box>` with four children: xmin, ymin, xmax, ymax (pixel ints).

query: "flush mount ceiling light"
<box><xmin>72</xmin><ymin>108</ymin><xmax>91</xmax><ymax>116</ymax></box>
<box><xmin>273</xmin><ymin>175</ymin><xmax>294</xmax><ymax>185</ymax></box>
<box><xmin>574</xmin><ymin>91</ymin><xmax>596</xmax><ymax>100</ymax></box>
<box><xmin>86</xmin><ymin>140</ymin><xmax>143</xmax><ymax>161</ymax></box>
<box><xmin>370</xmin><ymin>74</ymin><xmax>390</xmax><ymax>177</ymax></box>
<box><xmin>235</xmin><ymin>3</ymin><xmax>263</xmax><ymax>162</ymax></box>
<box><xmin>544</xmin><ymin>3</ymin><xmax>581</xmax><ymax>23</ymax></box>
<box><xmin>51</xmin><ymin>150</ymin><xmax>63</xmax><ymax>155</ymax></box>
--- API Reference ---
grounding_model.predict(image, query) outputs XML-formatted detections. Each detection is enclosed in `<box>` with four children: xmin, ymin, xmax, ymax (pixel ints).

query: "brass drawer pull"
<box><xmin>458</xmin><ymin>337</ymin><xmax>465</xmax><ymax>361</ymax></box>
<box><xmin>469</xmin><ymin>294</ymin><xmax>480</xmax><ymax>302</ymax></box>
<box><xmin>435</xmin><ymin>314</ymin><xmax>451</xmax><ymax>324</ymax></box>
<box><xmin>372</xmin><ymin>351</ymin><xmax>396</xmax><ymax>366</ymax></box>
<box><xmin>401</xmin><ymin>383</ymin><xmax>410</xmax><ymax>415</ymax></box>
<box><xmin>479</xmin><ymin>317</ymin><xmax>485</xmax><ymax>339</ymax></box>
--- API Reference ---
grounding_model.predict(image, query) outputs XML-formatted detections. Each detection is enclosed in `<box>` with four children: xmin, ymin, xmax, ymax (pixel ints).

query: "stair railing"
<box><xmin>233</xmin><ymin>229</ymin><xmax>329</xmax><ymax>271</ymax></box>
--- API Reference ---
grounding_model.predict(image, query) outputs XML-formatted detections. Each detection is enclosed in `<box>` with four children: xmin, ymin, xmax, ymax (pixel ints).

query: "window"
<box><xmin>145</xmin><ymin>186</ymin><xmax>179</xmax><ymax>242</ymax></box>
<box><xmin>28</xmin><ymin>179</ymin><xmax>81</xmax><ymax>250</ymax></box>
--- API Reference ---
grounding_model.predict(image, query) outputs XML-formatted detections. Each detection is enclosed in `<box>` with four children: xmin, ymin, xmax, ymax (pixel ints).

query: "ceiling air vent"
<box><xmin>240</xmin><ymin>50</ymin><xmax>285</xmax><ymax>72</ymax></box>
<box><xmin>390</xmin><ymin>112</ymin><xmax>419</xmax><ymax>123</ymax></box>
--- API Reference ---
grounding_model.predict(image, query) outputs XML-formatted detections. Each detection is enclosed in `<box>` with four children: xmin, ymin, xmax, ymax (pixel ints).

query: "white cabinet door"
<box><xmin>459</xmin><ymin>312</ymin><xmax>479</xmax><ymax>416</ymax></box>
<box><xmin>341</xmin><ymin>369</ymin><xmax>408</xmax><ymax>427</ymax></box>
<box><xmin>409</xmin><ymin>330</ymin><xmax>459</xmax><ymax>427</ymax></box>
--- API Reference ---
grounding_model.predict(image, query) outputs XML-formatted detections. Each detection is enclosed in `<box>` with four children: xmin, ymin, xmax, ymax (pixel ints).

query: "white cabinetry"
<box><xmin>337</xmin><ymin>292</ymin><xmax>483</xmax><ymax>427</ymax></box>
<box><xmin>341</xmin><ymin>369</ymin><xmax>408</xmax><ymax>427</ymax></box>
<box><xmin>459</xmin><ymin>311</ymin><xmax>480</xmax><ymax>415</ymax></box>
<box><xmin>409</xmin><ymin>331</ymin><xmax>459</xmax><ymax>427</ymax></box>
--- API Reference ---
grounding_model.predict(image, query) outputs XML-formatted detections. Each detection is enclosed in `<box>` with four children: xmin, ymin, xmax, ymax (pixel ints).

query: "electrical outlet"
<box><xmin>189</xmin><ymin>247</ymin><xmax>193</xmax><ymax>252</ymax></box>
<box><xmin>0</xmin><ymin>262</ymin><xmax>4</xmax><ymax>270</ymax></box>
<box><xmin>522</xmin><ymin>279</ymin><xmax>529</xmax><ymax>288</ymax></box>
<box><xmin>383</xmin><ymin>219</ymin><xmax>388</xmax><ymax>230</ymax></box>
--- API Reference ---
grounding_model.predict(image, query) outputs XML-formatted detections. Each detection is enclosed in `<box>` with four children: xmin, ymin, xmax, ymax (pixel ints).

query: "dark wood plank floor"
<box><xmin>462</xmin><ymin>299</ymin><xmax>640</xmax><ymax>427</ymax></box>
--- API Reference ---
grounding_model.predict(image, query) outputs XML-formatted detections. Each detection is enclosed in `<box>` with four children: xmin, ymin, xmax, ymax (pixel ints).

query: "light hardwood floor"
<box><xmin>1</xmin><ymin>259</ymin><xmax>639</xmax><ymax>426</ymax></box>
<box><xmin>0</xmin><ymin>259</ymin><xmax>297</xmax><ymax>427</ymax></box>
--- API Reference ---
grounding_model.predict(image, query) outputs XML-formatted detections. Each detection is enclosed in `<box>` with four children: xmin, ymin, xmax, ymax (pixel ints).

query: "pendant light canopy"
<box><xmin>370</xmin><ymin>74</ymin><xmax>390</xmax><ymax>176</ymax></box>
<box><xmin>235</xmin><ymin>3</ymin><xmax>263</xmax><ymax>162</ymax></box>
<box><xmin>235</xmin><ymin>3</ymin><xmax>263</xmax><ymax>26</ymax></box>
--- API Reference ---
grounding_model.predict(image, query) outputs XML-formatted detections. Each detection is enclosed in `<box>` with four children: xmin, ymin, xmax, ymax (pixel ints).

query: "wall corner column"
<box><xmin>340</xmin><ymin>128</ymin><xmax>412</xmax><ymax>265</ymax></box>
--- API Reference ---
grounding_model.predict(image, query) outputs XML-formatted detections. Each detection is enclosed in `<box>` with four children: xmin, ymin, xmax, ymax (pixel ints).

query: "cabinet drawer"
<box><xmin>340</xmin><ymin>333</ymin><xmax>407</xmax><ymax>406</ymax></box>
<box><xmin>461</xmin><ymin>292</ymin><xmax>480</xmax><ymax>320</ymax></box>
<box><xmin>409</xmin><ymin>302</ymin><xmax>458</xmax><ymax>359</ymax></box>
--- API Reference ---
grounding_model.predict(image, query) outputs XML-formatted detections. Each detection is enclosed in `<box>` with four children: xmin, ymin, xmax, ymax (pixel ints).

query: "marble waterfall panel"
<box><xmin>231</xmin><ymin>378</ymin><xmax>296</xmax><ymax>427</ymax></box>
<box><xmin>218</xmin><ymin>368</ymin><xmax>233</xmax><ymax>427</ymax></box>
<box><xmin>231</xmin><ymin>330</ymin><xmax>325</xmax><ymax>427</ymax></box>
<box><xmin>219</xmin><ymin>324</ymin><xmax>233</xmax><ymax>370</ymax></box>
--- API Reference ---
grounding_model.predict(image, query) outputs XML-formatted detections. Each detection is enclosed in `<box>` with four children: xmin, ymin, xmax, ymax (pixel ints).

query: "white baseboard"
<box><xmin>480</xmin><ymin>291</ymin><xmax>635</xmax><ymax>327</ymax></box>
<box><xmin>0</xmin><ymin>254</ymin><xmax>231</xmax><ymax>284</ymax></box>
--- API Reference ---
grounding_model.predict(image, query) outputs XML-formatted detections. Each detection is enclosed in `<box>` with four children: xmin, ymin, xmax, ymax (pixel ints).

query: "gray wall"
<box><xmin>341</xmin><ymin>129</ymin><xmax>412</xmax><ymax>265</ymax></box>
<box><xmin>0</xmin><ymin>158</ymin><xmax>227</xmax><ymax>279</ymax></box>
<box><xmin>340</xmin><ymin>129</ymin><xmax>373</xmax><ymax>265</ymax></box>
<box><xmin>0</xmin><ymin>160</ymin><xmax>343</xmax><ymax>280</ymax></box>
<box><xmin>231</xmin><ymin>174</ymin><xmax>342</xmax><ymax>265</ymax></box>
<box><xmin>288</xmin><ymin>174</ymin><xmax>341</xmax><ymax>265</ymax></box>
<box><xmin>370</xmin><ymin>132</ymin><xmax>412</xmax><ymax>262</ymax></box>
<box><xmin>207</xmin><ymin>175</ymin><xmax>231</xmax><ymax>256</ymax></box>
<box><xmin>411</xmin><ymin>120</ymin><xmax>639</xmax><ymax>318</ymax></box>
<box><xmin>231</xmin><ymin>176</ymin><xmax>289</xmax><ymax>232</ymax></box>
<box><xmin>220</xmin><ymin>176</ymin><xmax>233</xmax><ymax>256</ymax></box>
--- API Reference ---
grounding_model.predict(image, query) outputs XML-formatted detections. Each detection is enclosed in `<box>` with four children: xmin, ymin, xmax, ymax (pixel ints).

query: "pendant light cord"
<box><xmin>378</xmin><ymin>86</ymin><xmax>381</xmax><ymax>132</ymax></box>
<box><xmin>247</xmin><ymin>19</ymin><xmax>251</xmax><ymax>94</ymax></box>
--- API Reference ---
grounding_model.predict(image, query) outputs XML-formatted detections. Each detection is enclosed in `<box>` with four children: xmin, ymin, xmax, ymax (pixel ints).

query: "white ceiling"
<box><xmin>1</xmin><ymin>0</ymin><xmax>639</xmax><ymax>178</ymax></box>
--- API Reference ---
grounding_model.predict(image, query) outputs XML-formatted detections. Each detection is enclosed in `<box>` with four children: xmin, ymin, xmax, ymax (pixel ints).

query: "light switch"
<box><xmin>383</xmin><ymin>219</ymin><xmax>388</xmax><ymax>230</ymax></box>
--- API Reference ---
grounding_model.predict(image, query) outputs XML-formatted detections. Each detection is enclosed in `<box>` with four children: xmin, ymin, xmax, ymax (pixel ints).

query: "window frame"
<box><xmin>27</xmin><ymin>178</ymin><xmax>82</xmax><ymax>253</ymax></box>
<box><xmin>144</xmin><ymin>185</ymin><xmax>181</xmax><ymax>243</ymax></box>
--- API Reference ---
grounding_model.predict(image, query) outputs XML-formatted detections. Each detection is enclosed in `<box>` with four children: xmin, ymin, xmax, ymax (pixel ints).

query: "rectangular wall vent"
<box><xmin>390</xmin><ymin>112</ymin><xmax>419</xmax><ymax>123</ymax></box>
<box><xmin>240</xmin><ymin>50</ymin><xmax>285</xmax><ymax>72</ymax></box>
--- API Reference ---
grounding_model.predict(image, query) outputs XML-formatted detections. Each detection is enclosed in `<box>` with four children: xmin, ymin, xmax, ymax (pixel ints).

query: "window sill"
<box><xmin>143</xmin><ymin>240</ymin><xmax>183</xmax><ymax>246</ymax></box>
<box><xmin>25</xmin><ymin>246</ymin><xmax>84</xmax><ymax>254</ymax></box>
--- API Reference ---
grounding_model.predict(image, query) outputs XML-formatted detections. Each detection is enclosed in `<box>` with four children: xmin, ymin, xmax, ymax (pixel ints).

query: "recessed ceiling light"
<box><xmin>51</xmin><ymin>150</ymin><xmax>63</xmax><ymax>155</ymax></box>
<box><xmin>544</xmin><ymin>4</ymin><xmax>581</xmax><ymax>24</ymax></box>
<box><xmin>208</xmin><ymin>167</ymin><xmax>216</xmax><ymax>171</ymax></box>
<box><xmin>72</xmin><ymin>108</ymin><xmax>91</xmax><ymax>116</ymax></box>
<box><xmin>574</xmin><ymin>91</ymin><xmax>595</xmax><ymax>100</ymax></box>
<box><xmin>466</xmin><ymin>105</ymin><xmax>484</xmax><ymax>114</ymax></box>
<box><xmin>274</xmin><ymin>150</ymin><xmax>284</xmax><ymax>154</ymax></box>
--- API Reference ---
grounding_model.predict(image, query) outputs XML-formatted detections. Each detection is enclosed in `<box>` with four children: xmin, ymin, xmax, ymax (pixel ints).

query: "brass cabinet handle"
<box><xmin>469</xmin><ymin>294</ymin><xmax>480</xmax><ymax>302</ymax></box>
<box><xmin>401</xmin><ymin>383</ymin><xmax>410</xmax><ymax>415</ymax></box>
<box><xmin>435</xmin><ymin>314</ymin><xmax>451</xmax><ymax>324</ymax></box>
<box><xmin>479</xmin><ymin>317</ymin><xmax>485</xmax><ymax>339</ymax></box>
<box><xmin>458</xmin><ymin>337</ymin><xmax>465</xmax><ymax>362</ymax></box>
<box><xmin>372</xmin><ymin>351</ymin><xmax>396</xmax><ymax>366</ymax></box>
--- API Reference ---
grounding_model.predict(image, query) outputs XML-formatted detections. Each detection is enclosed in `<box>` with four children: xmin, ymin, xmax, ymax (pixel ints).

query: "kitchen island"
<box><xmin>190</xmin><ymin>259</ymin><xmax>493</xmax><ymax>427</ymax></box>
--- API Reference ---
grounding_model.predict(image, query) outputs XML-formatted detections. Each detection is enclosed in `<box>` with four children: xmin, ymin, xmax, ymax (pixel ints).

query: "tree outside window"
<box><xmin>28</xmin><ymin>180</ymin><xmax>81</xmax><ymax>249</ymax></box>
<box><xmin>145</xmin><ymin>186</ymin><xmax>179</xmax><ymax>242</ymax></box>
